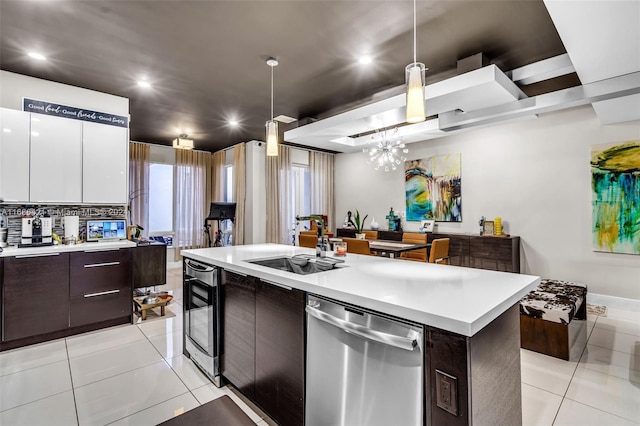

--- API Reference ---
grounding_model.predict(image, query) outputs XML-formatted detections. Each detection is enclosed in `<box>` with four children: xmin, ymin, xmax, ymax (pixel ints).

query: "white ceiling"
<box><xmin>285</xmin><ymin>0</ymin><xmax>640</xmax><ymax>152</ymax></box>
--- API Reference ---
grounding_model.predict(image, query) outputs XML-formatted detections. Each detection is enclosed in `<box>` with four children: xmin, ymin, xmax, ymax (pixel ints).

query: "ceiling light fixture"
<box><xmin>362</xmin><ymin>127</ymin><xmax>408</xmax><ymax>172</ymax></box>
<box><xmin>265</xmin><ymin>57</ymin><xmax>279</xmax><ymax>157</ymax></box>
<box><xmin>358</xmin><ymin>56</ymin><xmax>373</xmax><ymax>65</ymax></box>
<box><xmin>137</xmin><ymin>80</ymin><xmax>151</xmax><ymax>88</ymax></box>
<box><xmin>405</xmin><ymin>0</ymin><xmax>426</xmax><ymax>123</ymax></box>
<box><xmin>28</xmin><ymin>52</ymin><xmax>46</xmax><ymax>61</ymax></box>
<box><xmin>172</xmin><ymin>134</ymin><xmax>194</xmax><ymax>150</ymax></box>
<box><xmin>229</xmin><ymin>120</ymin><xmax>239</xmax><ymax>126</ymax></box>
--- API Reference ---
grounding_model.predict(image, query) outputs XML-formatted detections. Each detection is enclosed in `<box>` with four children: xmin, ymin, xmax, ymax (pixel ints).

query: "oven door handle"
<box><xmin>186</xmin><ymin>259</ymin><xmax>215</xmax><ymax>272</ymax></box>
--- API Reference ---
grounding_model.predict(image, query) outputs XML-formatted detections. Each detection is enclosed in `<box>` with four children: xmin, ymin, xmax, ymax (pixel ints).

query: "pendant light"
<box><xmin>265</xmin><ymin>57</ymin><xmax>279</xmax><ymax>156</ymax></box>
<box><xmin>405</xmin><ymin>0</ymin><xmax>426</xmax><ymax>123</ymax></box>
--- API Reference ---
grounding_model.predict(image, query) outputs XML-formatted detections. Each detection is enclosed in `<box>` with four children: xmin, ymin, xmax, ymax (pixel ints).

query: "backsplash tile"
<box><xmin>0</xmin><ymin>204</ymin><xmax>126</xmax><ymax>245</ymax></box>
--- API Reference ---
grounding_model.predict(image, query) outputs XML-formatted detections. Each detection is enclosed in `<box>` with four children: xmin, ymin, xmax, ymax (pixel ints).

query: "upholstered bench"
<box><xmin>158</xmin><ymin>395</ymin><xmax>254</xmax><ymax>426</ymax></box>
<box><xmin>520</xmin><ymin>279</ymin><xmax>588</xmax><ymax>360</ymax></box>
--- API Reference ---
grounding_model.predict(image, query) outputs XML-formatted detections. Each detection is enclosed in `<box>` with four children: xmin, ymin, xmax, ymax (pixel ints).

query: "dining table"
<box><xmin>330</xmin><ymin>237</ymin><xmax>431</xmax><ymax>259</ymax></box>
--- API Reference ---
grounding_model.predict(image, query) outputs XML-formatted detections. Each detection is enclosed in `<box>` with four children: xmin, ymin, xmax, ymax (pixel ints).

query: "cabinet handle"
<box><xmin>15</xmin><ymin>253</ymin><xmax>60</xmax><ymax>259</ymax></box>
<box><xmin>84</xmin><ymin>261</ymin><xmax>120</xmax><ymax>268</ymax></box>
<box><xmin>84</xmin><ymin>248</ymin><xmax>121</xmax><ymax>253</ymax></box>
<box><xmin>84</xmin><ymin>289</ymin><xmax>120</xmax><ymax>298</ymax></box>
<box><xmin>262</xmin><ymin>279</ymin><xmax>292</xmax><ymax>291</ymax></box>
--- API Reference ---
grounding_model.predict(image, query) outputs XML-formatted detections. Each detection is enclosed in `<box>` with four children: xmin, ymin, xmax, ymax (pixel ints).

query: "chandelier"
<box><xmin>362</xmin><ymin>128</ymin><xmax>409</xmax><ymax>172</ymax></box>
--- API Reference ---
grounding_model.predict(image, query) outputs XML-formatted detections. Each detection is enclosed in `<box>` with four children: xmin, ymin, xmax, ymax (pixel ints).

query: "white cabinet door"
<box><xmin>82</xmin><ymin>122</ymin><xmax>128</xmax><ymax>204</ymax></box>
<box><xmin>0</xmin><ymin>108</ymin><xmax>31</xmax><ymax>202</ymax></box>
<box><xmin>30</xmin><ymin>115</ymin><xmax>83</xmax><ymax>203</ymax></box>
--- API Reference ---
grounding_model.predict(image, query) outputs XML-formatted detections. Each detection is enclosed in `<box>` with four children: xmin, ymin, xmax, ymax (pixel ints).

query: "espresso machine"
<box><xmin>21</xmin><ymin>213</ymin><xmax>53</xmax><ymax>247</ymax></box>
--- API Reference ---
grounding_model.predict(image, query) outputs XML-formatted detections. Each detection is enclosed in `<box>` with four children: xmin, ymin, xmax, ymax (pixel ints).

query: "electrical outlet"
<box><xmin>436</xmin><ymin>369</ymin><xmax>458</xmax><ymax>416</ymax></box>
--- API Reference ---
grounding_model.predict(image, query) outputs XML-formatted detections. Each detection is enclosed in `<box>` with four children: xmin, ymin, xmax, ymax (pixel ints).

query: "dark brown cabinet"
<box><xmin>133</xmin><ymin>243</ymin><xmax>167</xmax><ymax>288</ymax></box>
<box><xmin>2</xmin><ymin>253</ymin><xmax>70</xmax><ymax>341</ymax></box>
<box><xmin>255</xmin><ymin>280</ymin><xmax>305</xmax><ymax>426</ymax></box>
<box><xmin>220</xmin><ymin>270</ymin><xmax>306</xmax><ymax>426</ymax></box>
<box><xmin>424</xmin><ymin>305</ymin><xmax>522</xmax><ymax>425</ymax></box>
<box><xmin>69</xmin><ymin>248</ymin><xmax>132</xmax><ymax>327</ymax></box>
<box><xmin>221</xmin><ymin>270</ymin><xmax>257</xmax><ymax>400</ymax></box>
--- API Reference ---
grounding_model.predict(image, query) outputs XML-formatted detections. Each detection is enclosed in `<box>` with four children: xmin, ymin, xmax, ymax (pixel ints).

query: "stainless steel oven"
<box><xmin>183</xmin><ymin>257</ymin><xmax>221</xmax><ymax>386</ymax></box>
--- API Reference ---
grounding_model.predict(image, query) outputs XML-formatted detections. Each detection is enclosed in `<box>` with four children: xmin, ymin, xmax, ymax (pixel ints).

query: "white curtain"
<box><xmin>309</xmin><ymin>151</ymin><xmax>335</xmax><ymax>232</ymax></box>
<box><xmin>266</xmin><ymin>144</ymin><xmax>293</xmax><ymax>244</ymax></box>
<box><xmin>128</xmin><ymin>142</ymin><xmax>150</xmax><ymax>237</ymax></box>
<box><xmin>232</xmin><ymin>143</ymin><xmax>246</xmax><ymax>245</ymax></box>
<box><xmin>174</xmin><ymin>149</ymin><xmax>211</xmax><ymax>260</ymax></box>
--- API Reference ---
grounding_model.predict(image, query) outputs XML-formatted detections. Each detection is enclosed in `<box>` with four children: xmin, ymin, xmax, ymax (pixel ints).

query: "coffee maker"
<box><xmin>21</xmin><ymin>213</ymin><xmax>53</xmax><ymax>246</ymax></box>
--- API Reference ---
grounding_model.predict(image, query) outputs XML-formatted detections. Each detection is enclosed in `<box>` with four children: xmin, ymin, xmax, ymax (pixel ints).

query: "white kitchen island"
<box><xmin>182</xmin><ymin>243</ymin><xmax>539</xmax><ymax>426</ymax></box>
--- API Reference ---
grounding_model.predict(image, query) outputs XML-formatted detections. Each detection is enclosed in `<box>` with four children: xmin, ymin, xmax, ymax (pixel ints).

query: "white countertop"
<box><xmin>182</xmin><ymin>243</ymin><xmax>539</xmax><ymax>337</ymax></box>
<box><xmin>0</xmin><ymin>240</ymin><xmax>136</xmax><ymax>257</ymax></box>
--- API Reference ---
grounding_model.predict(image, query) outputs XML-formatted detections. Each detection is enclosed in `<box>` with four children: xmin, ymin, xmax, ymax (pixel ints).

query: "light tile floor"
<box><xmin>0</xmin><ymin>267</ymin><xmax>638</xmax><ymax>425</ymax></box>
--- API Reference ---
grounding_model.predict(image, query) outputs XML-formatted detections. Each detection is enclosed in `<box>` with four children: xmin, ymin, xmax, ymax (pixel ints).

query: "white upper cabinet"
<box><xmin>30</xmin><ymin>115</ymin><xmax>83</xmax><ymax>203</ymax></box>
<box><xmin>82</xmin><ymin>122</ymin><xmax>128</xmax><ymax>204</ymax></box>
<box><xmin>0</xmin><ymin>108</ymin><xmax>31</xmax><ymax>202</ymax></box>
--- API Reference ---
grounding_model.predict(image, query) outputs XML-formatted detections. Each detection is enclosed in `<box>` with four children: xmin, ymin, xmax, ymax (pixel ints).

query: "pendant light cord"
<box><xmin>270</xmin><ymin>64</ymin><xmax>274</xmax><ymax>121</ymax></box>
<box><xmin>413</xmin><ymin>0</ymin><xmax>417</xmax><ymax>66</ymax></box>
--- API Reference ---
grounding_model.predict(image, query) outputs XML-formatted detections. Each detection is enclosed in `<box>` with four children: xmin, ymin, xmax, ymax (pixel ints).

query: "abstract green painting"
<box><xmin>591</xmin><ymin>141</ymin><xmax>640</xmax><ymax>255</ymax></box>
<box><xmin>405</xmin><ymin>153</ymin><xmax>461</xmax><ymax>222</ymax></box>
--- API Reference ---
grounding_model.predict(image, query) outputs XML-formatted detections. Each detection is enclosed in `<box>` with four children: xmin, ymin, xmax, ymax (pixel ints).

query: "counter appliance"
<box><xmin>306</xmin><ymin>295</ymin><xmax>424</xmax><ymax>426</ymax></box>
<box><xmin>183</xmin><ymin>258</ymin><xmax>221</xmax><ymax>386</ymax></box>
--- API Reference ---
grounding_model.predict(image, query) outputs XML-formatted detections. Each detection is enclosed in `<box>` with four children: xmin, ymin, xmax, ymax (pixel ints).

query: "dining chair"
<box><xmin>362</xmin><ymin>230</ymin><xmax>378</xmax><ymax>240</ymax></box>
<box><xmin>299</xmin><ymin>234</ymin><xmax>318</xmax><ymax>248</ymax></box>
<box><xmin>343</xmin><ymin>237</ymin><xmax>372</xmax><ymax>255</ymax></box>
<box><xmin>399</xmin><ymin>232</ymin><xmax>428</xmax><ymax>262</ymax></box>
<box><xmin>428</xmin><ymin>238</ymin><xmax>450</xmax><ymax>264</ymax></box>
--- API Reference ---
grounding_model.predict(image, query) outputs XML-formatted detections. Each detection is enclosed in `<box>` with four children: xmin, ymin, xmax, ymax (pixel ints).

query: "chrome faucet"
<box><xmin>296</xmin><ymin>215</ymin><xmax>327</xmax><ymax>258</ymax></box>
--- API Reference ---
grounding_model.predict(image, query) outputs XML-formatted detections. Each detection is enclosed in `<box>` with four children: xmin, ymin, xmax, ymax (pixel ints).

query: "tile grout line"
<box><xmin>550</xmin><ymin>315</ymin><xmax>600</xmax><ymax>425</ymax></box>
<box><xmin>64</xmin><ymin>338</ymin><xmax>81</xmax><ymax>426</ymax></box>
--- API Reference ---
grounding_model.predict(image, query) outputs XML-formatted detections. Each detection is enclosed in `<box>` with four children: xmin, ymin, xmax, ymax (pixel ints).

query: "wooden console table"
<box><xmin>336</xmin><ymin>229</ymin><xmax>520</xmax><ymax>273</ymax></box>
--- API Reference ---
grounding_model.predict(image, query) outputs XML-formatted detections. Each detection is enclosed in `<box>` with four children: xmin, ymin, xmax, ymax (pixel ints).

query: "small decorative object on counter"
<box><xmin>483</xmin><ymin>220</ymin><xmax>494</xmax><ymax>236</ymax></box>
<box><xmin>494</xmin><ymin>217</ymin><xmax>502</xmax><ymax>235</ymax></box>
<box><xmin>479</xmin><ymin>216</ymin><xmax>485</xmax><ymax>236</ymax></box>
<box><xmin>334</xmin><ymin>241</ymin><xmax>347</xmax><ymax>256</ymax></box>
<box><xmin>353</xmin><ymin>210</ymin><xmax>368</xmax><ymax>239</ymax></box>
<box><xmin>370</xmin><ymin>217</ymin><xmax>379</xmax><ymax>230</ymax></box>
<box><xmin>385</xmin><ymin>207</ymin><xmax>400</xmax><ymax>231</ymax></box>
<box><xmin>343</xmin><ymin>211</ymin><xmax>355</xmax><ymax>228</ymax></box>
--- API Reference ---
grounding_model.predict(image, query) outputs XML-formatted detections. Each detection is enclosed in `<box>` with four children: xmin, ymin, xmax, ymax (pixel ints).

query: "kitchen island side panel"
<box><xmin>469</xmin><ymin>304</ymin><xmax>522</xmax><ymax>425</ymax></box>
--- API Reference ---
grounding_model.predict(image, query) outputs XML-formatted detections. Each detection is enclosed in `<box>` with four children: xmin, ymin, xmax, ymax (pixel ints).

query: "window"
<box><xmin>221</xmin><ymin>165</ymin><xmax>234</xmax><ymax>245</ymax></box>
<box><xmin>148</xmin><ymin>163</ymin><xmax>174</xmax><ymax>235</ymax></box>
<box><xmin>292</xmin><ymin>165</ymin><xmax>311</xmax><ymax>234</ymax></box>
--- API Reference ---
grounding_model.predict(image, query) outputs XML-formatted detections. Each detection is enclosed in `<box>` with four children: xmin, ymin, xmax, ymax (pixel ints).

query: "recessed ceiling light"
<box><xmin>137</xmin><ymin>80</ymin><xmax>151</xmax><ymax>88</ymax></box>
<box><xmin>31</xmin><ymin>131</ymin><xmax>40</xmax><ymax>137</ymax></box>
<box><xmin>358</xmin><ymin>56</ymin><xmax>373</xmax><ymax>65</ymax></box>
<box><xmin>229</xmin><ymin>120</ymin><xmax>239</xmax><ymax>126</ymax></box>
<box><xmin>28</xmin><ymin>52</ymin><xmax>47</xmax><ymax>61</ymax></box>
<box><xmin>3</xmin><ymin>128</ymin><xmax>12</xmax><ymax>133</ymax></box>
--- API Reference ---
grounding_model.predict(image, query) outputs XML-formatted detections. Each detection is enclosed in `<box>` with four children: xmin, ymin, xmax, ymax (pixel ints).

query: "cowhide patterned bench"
<box><xmin>520</xmin><ymin>279</ymin><xmax>588</xmax><ymax>360</ymax></box>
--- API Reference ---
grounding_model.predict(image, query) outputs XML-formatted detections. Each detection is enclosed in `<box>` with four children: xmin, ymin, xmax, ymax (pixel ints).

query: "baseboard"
<box><xmin>588</xmin><ymin>293</ymin><xmax>640</xmax><ymax>312</ymax></box>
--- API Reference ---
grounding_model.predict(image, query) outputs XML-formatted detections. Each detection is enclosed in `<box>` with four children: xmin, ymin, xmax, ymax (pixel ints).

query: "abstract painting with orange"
<box><xmin>591</xmin><ymin>141</ymin><xmax>640</xmax><ymax>255</ymax></box>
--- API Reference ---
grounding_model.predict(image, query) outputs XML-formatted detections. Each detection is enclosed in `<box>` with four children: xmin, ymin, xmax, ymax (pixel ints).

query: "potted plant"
<box><xmin>352</xmin><ymin>210</ymin><xmax>368</xmax><ymax>239</ymax></box>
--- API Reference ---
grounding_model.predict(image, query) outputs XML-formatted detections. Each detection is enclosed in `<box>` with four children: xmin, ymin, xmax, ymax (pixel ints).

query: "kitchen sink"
<box><xmin>247</xmin><ymin>255</ymin><xmax>345</xmax><ymax>275</ymax></box>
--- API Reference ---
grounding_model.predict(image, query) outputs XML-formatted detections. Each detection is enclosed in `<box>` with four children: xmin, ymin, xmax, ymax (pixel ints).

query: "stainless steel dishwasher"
<box><xmin>306</xmin><ymin>294</ymin><xmax>424</xmax><ymax>426</ymax></box>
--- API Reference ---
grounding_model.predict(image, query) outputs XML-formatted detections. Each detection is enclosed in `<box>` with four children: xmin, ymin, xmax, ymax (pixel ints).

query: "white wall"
<box><xmin>335</xmin><ymin>105</ymin><xmax>640</xmax><ymax>300</ymax></box>
<box><xmin>0</xmin><ymin>71</ymin><xmax>128</xmax><ymax>115</ymax></box>
<box><xmin>245</xmin><ymin>141</ymin><xmax>267</xmax><ymax>244</ymax></box>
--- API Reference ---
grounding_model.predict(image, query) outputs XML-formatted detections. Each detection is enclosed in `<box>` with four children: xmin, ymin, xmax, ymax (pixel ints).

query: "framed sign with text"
<box><xmin>23</xmin><ymin>98</ymin><xmax>129</xmax><ymax>128</ymax></box>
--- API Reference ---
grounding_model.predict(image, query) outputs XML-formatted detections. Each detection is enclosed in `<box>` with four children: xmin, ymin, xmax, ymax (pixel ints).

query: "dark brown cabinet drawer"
<box><xmin>70</xmin><ymin>291</ymin><xmax>132</xmax><ymax>327</ymax></box>
<box><xmin>70</xmin><ymin>249</ymin><xmax>131</xmax><ymax>297</ymax></box>
<box><xmin>70</xmin><ymin>248</ymin><xmax>130</xmax><ymax>267</ymax></box>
